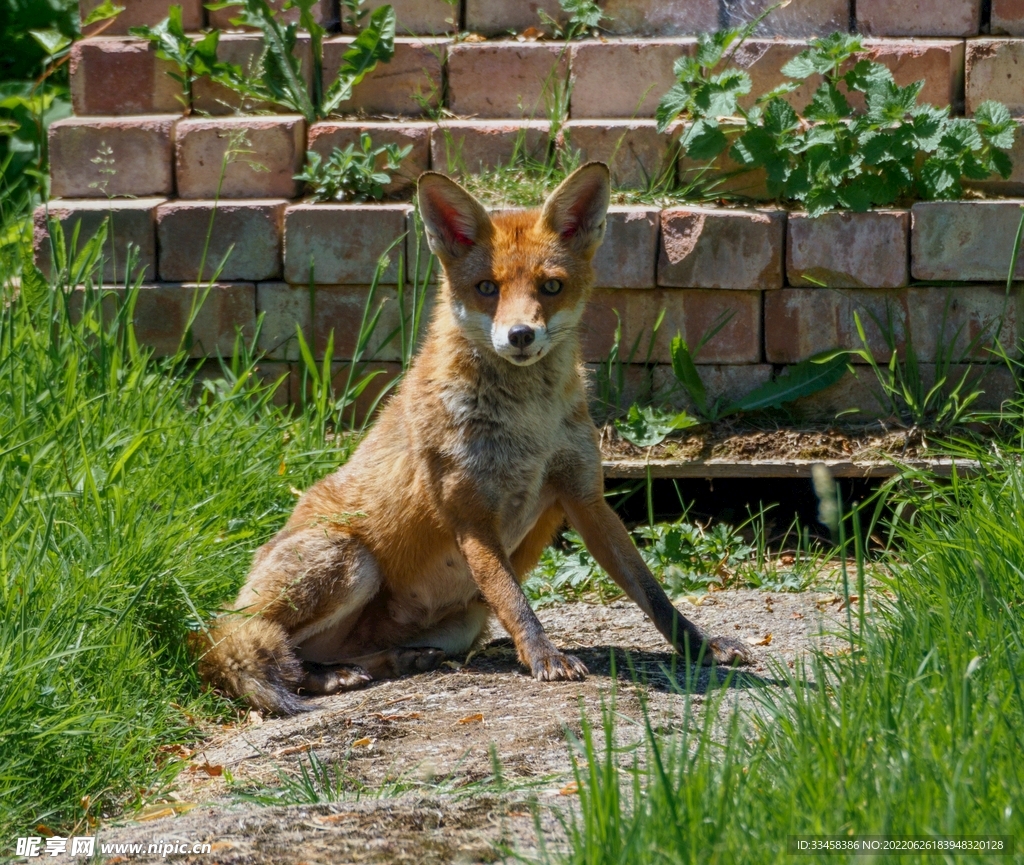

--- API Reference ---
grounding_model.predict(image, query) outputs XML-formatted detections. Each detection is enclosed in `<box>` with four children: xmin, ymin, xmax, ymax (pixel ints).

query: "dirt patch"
<box><xmin>99</xmin><ymin>592</ymin><xmax>852</xmax><ymax>864</ymax></box>
<box><xmin>599</xmin><ymin>421</ymin><xmax>942</xmax><ymax>464</ymax></box>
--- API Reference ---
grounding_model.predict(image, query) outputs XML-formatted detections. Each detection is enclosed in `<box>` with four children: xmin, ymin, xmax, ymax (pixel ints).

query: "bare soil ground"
<box><xmin>99</xmin><ymin>591</ymin><xmax>851</xmax><ymax>864</ymax></box>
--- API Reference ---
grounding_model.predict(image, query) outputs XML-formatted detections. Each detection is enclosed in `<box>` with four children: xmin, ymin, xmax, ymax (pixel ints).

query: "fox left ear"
<box><xmin>541</xmin><ymin>162</ymin><xmax>611</xmax><ymax>257</ymax></box>
<box><xmin>418</xmin><ymin>172</ymin><xmax>493</xmax><ymax>261</ymax></box>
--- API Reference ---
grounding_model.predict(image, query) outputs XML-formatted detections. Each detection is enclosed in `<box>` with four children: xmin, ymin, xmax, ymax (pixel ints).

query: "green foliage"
<box><xmin>209</xmin><ymin>0</ymin><xmax>396</xmax><ymax>122</ymax></box>
<box><xmin>295</xmin><ymin>134</ymin><xmax>411</xmax><ymax>202</ymax></box>
<box><xmin>538</xmin><ymin>0</ymin><xmax>606</xmax><ymax>40</ymax></box>
<box><xmin>658</xmin><ymin>30</ymin><xmax>1018</xmax><ymax>215</ymax></box>
<box><xmin>613</xmin><ymin>403</ymin><xmax>698</xmax><ymax>447</ymax></box>
<box><xmin>560</xmin><ymin>439</ymin><xmax>1024</xmax><ymax>862</ymax></box>
<box><xmin>130</xmin><ymin>6</ymin><xmax>232</xmax><ymax>109</ymax></box>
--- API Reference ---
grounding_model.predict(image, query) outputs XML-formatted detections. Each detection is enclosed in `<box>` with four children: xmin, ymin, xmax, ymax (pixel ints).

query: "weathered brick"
<box><xmin>80</xmin><ymin>0</ymin><xmax>203</xmax><ymax>35</ymax></box>
<box><xmin>447</xmin><ymin>42</ymin><xmax>569</xmax><ymax>119</ymax></box>
<box><xmin>192</xmin><ymin>33</ymin><xmax>312</xmax><ymax>115</ymax></box>
<box><xmin>283</xmin><ymin>204</ymin><xmax>410</xmax><ymax>285</ymax></box>
<box><xmin>258</xmin><ymin>283</ymin><xmax>422</xmax><ymax>361</ymax></box>
<box><xmin>157</xmin><ymin>200</ymin><xmax>286</xmax><ymax>282</ymax></box>
<box><xmin>429</xmin><ymin>120</ymin><xmax>550</xmax><ymax>174</ymax></box>
<box><xmin>464</xmin><ymin>0</ymin><xmax>565</xmax><ymax>36</ymax></box>
<box><xmin>582</xmin><ymin>288</ymin><xmax>762</xmax><ymax>364</ymax></box>
<box><xmin>853</xmin><ymin>39</ymin><xmax>965</xmax><ymax>113</ymax></box>
<box><xmin>322</xmin><ymin>37</ymin><xmax>444</xmax><ymax>116</ymax></box>
<box><xmin>598</xmin><ymin>0</ymin><xmax>718</xmax><ymax>36</ymax></box>
<box><xmin>584</xmin><ymin>362</ymin><xmax>773</xmax><ymax>419</ymax></box>
<box><xmin>207</xmin><ymin>0</ymin><xmax>336</xmax><ymax>31</ymax></box>
<box><xmin>48</xmin><ymin>115</ymin><xmax>175</xmax><ymax>198</ymax></box>
<box><xmin>765</xmin><ymin>286</ymin><xmax>1022</xmax><ymax>363</ymax></box>
<box><xmin>993</xmin><ymin>0</ymin><xmax>1024</xmax><ymax>35</ymax></box>
<box><xmin>289</xmin><ymin>361</ymin><xmax>403</xmax><ymax>421</ymax></box>
<box><xmin>966</xmin><ymin>38</ymin><xmax>1024</xmax><ymax>115</ymax></box>
<box><xmin>658</xmin><ymin>207</ymin><xmax>785</xmax><ymax>290</ymax></box>
<box><xmin>727</xmin><ymin>40</ymin><xmax>819</xmax><ymax>111</ymax></box>
<box><xmin>252</xmin><ymin>361</ymin><xmax>291</xmax><ymax>407</ymax></box>
<box><xmin>34</xmin><ymin>198</ymin><xmax>162</xmax><ymax>283</ymax></box>
<box><xmin>787</xmin><ymin>210</ymin><xmax>909</xmax><ymax>288</ymax></box>
<box><xmin>345</xmin><ymin>0</ymin><xmax>454</xmax><ymax>35</ymax></box>
<box><xmin>560</xmin><ymin>121</ymin><xmax>675</xmax><ymax>189</ymax></box>
<box><xmin>569</xmin><ymin>39</ymin><xmax>694</xmax><ymax>119</ymax></box>
<box><xmin>591</xmin><ymin>207</ymin><xmax>659</xmax><ymax>289</ymax></box>
<box><xmin>676</xmin><ymin>126</ymin><xmax>771</xmax><ymax>200</ymax></box>
<box><xmin>70</xmin><ymin>37</ymin><xmax>182</xmax><ymax>115</ymax></box>
<box><xmin>175</xmin><ymin>116</ymin><xmax>306</xmax><ymax>199</ymax></box>
<box><xmin>912</xmin><ymin>200</ymin><xmax>1024</xmax><ymax>281</ymax></box>
<box><xmin>856</xmin><ymin>0</ymin><xmax>981</xmax><ymax>36</ymax></box>
<box><xmin>308</xmin><ymin>121</ymin><xmax>431</xmax><ymax>194</ymax></box>
<box><xmin>723</xmin><ymin>0</ymin><xmax>850</xmax><ymax>37</ymax></box>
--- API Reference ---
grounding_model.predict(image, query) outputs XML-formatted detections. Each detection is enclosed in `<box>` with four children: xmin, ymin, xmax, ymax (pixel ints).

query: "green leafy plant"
<box><xmin>295</xmin><ymin>134</ymin><xmax>411</xmax><ymax>202</ymax></box>
<box><xmin>658</xmin><ymin>30</ymin><xmax>1018</xmax><ymax>215</ymax></box>
<box><xmin>613</xmin><ymin>403</ymin><xmax>699</xmax><ymax>448</ymax></box>
<box><xmin>209</xmin><ymin>0</ymin><xmax>396</xmax><ymax>123</ymax></box>
<box><xmin>130</xmin><ymin>6</ymin><xmax>233</xmax><ymax>111</ymax></box>
<box><xmin>538</xmin><ymin>0</ymin><xmax>606</xmax><ymax>40</ymax></box>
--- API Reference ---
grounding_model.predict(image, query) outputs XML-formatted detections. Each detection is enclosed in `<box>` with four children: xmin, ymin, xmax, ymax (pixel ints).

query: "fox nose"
<box><xmin>508</xmin><ymin>325</ymin><xmax>535</xmax><ymax>349</ymax></box>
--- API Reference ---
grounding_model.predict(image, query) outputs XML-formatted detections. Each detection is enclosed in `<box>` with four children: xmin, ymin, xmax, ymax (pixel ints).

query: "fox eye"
<box><xmin>476</xmin><ymin>280</ymin><xmax>498</xmax><ymax>297</ymax></box>
<box><xmin>541</xmin><ymin>279</ymin><xmax>563</xmax><ymax>295</ymax></box>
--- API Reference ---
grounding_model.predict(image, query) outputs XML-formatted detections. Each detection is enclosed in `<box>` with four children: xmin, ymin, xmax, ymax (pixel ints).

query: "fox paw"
<box><xmin>394</xmin><ymin>647</ymin><xmax>446</xmax><ymax>674</ymax></box>
<box><xmin>700</xmin><ymin>636</ymin><xmax>752</xmax><ymax>667</ymax></box>
<box><xmin>299</xmin><ymin>665</ymin><xmax>372</xmax><ymax>696</ymax></box>
<box><xmin>530</xmin><ymin>651</ymin><xmax>589</xmax><ymax>682</ymax></box>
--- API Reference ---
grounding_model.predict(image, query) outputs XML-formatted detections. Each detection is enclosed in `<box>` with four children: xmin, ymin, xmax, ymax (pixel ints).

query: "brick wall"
<box><xmin>41</xmin><ymin>0</ymin><xmax>1024</xmax><ymax>420</ymax></box>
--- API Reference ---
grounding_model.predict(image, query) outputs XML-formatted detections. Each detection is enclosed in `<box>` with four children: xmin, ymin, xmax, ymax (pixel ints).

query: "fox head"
<box><xmin>417</xmin><ymin>162</ymin><xmax>610</xmax><ymax>367</ymax></box>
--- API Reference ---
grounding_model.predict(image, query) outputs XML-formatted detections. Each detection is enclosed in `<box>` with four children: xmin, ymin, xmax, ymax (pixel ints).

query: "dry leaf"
<box><xmin>791</xmin><ymin>612</ymin><xmax>805</xmax><ymax>619</ymax></box>
<box><xmin>457</xmin><ymin>713</ymin><xmax>484</xmax><ymax>725</ymax></box>
<box><xmin>780</xmin><ymin>554</ymin><xmax>795</xmax><ymax>565</ymax></box>
<box><xmin>289</xmin><ymin>485</ymin><xmax>303</xmax><ymax>497</ymax></box>
<box><xmin>138</xmin><ymin>807</ymin><xmax>175</xmax><ymax>822</ymax></box>
<box><xmin>270</xmin><ymin>743</ymin><xmax>311</xmax><ymax>758</ymax></box>
<box><xmin>352</xmin><ymin>737</ymin><xmax>375</xmax><ymax>747</ymax></box>
<box><xmin>35</xmin><ymin>824</ymin><xmax>55</xmax><ymax>837</ymax></box>
<box><xmin>463</xmin><ymin>32</ymin><xmax>486</xmax><ymax>42</ymax></box>
<box><xmin>442</xmin><ymin>659</ymin><xmax>464</xmax><ymax>670</ymax></box>
<box><xmin>559</xmin><ymin>782</ymin><xmax>579</xmax><ymax>796</ymax></box>
<box><xmin>519</xmin><ymin>25</ymin><xmax>542</xmax><ymax>40</ymax></box>
<box><xmin>198</xmin><ymin>762</ymin><xmax>223</xmax><ymax>777</ymax></box>
<box><xmin>745</xmin><ymin>633</ymin><xmax>773</xmax><ymax>647</ymax></box>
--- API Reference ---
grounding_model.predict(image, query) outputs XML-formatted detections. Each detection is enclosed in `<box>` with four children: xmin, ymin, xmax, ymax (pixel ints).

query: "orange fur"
<box><xmin>198</xmin><ymin>163</ymin><xmax>750</xmax><ymax>714</ymax></box>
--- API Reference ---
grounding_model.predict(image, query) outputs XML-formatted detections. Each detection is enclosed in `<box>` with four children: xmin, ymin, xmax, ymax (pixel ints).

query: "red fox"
<box><xmin>199</xmin><ymin>162</ymin><xmax>750</xmax><ymax>714</ymax></box>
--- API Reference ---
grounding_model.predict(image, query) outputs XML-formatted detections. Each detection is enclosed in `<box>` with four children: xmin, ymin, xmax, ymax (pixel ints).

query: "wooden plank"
<box><xmin>602</xmin><ymin>458</ymin><xmax>981</xmax><ymax>479</ymax></box>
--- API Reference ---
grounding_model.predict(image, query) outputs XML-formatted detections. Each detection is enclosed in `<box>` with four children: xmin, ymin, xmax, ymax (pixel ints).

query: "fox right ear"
<box><xmin>417</xmin><ymin>173</ymin><xmax>493</xmax><ymax>260</ymax></box>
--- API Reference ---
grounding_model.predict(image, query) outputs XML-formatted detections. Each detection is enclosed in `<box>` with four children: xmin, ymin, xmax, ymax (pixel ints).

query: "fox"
<box><xmin>198</xmin><ymin>162</ymin><xmax>751</xmax><ymax>715</ymax></box>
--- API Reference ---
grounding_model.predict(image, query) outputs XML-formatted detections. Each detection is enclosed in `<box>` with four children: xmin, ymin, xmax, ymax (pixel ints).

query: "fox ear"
<box><xmin>541</xmin><ymin>162</ymin><xmax>610</xmax><ymax>256</ymax></box>
<box><xmin>417</xmin><ymin>172</ymin><xmax>493</xmax><ymax>260</ymax></box>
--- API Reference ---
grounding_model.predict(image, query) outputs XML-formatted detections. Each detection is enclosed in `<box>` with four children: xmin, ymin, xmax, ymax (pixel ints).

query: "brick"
<box><xmin>912</xmin><ymin>200</ymin><xmax>1024</xmax><ymax>281</ymax></box>
<box><xmin>598</xmin><ymin>0</ymin><xmax>718</xmax><ymax>36</ymax></box>
<box><xmin>787</xmin><ymin>210</ymin><xmax>909</xmax><ymax>288</ymax></box>
<box><xmin>157</xmin><ymin>200</ymin><xmax>286</xmax><ymax>282</ymax></box>
<box><xmin>283</xmin><ymin>204</ymin><xmax>410</xmax><ymax>284</ymax></box>
<box><xmin>322</xmin><ymin>37</ymin><xmax>444</xmax><ymax>116</ymax></box>
<box><xmin>308</xmin><ymin>121</ymin><xmax>431</xmax><ymax>194</ymax></box>
<box><xmin>34</xmin><ymin>198</ymin><xmax>163</xmax><ymax>283</ymax></box>
<box><xmin>786</xmin><ymin>366</ymin><xmax>885</xmax><ymax>419</ymax></box>
<box><xmin>966</xmin><ymin>39</ymin><xmax>1024</xmax><ymax>116</ymax></box>
<box><xmin>70</xmin><ymin>37</ymin><xmax>182</xmax><ymax>115</ymax></box>
<box><xmin>856</xmin><ymin>0</ymin><xmax>981</xmax><ymax>36</ymax></box>
<box><xmin>677</xmin><ymin>128</ymin><xmax>771</xmax><ymax>200</ymax></box>
<box><xmin>764</xmin><ymin>287</ymin><xmax>1022</xmax><ymax>363</ymax></box>
<box><xmin>464</xmin><ymin>0</ymin><xmax>566</xmax><ymax>36</ymax></box>
<box><xmin>993</xmin><ymin>0</ymin><xmax>1024</xmax><ymax>35</ymax></box>
<box><xmin>253</xmin><ymin>361</ymin><xmax>291</xmax><ymax>407</ymax></box>
<box><xmin>560</xmin><ymin>121</ymin><xmax>675</xmax><ymax>189</ymax></box>
<box><xmin>258</xmin><ymin>283</ymin><xmax>421</xmax><ymax>361</ymax></box>
<box><xmin>207</xmin><ymin>0</ymin><xmax>336</xmax><ymax>31</ymax></box>
<box><xmin>658</xmin><ymin>207</ymin><xmax>785</xmax><ymax>290</ymax></box>
<box><xmin>569</xmin><ymin>39</ymin><xmax>693</xmax><ymax>119</ymax></box>
<box><xmin>429</xmin><ymin>120</ymin><xmax>550</xmax><ymax>174</ymax></box>
<box><xmin>192</xmin><ymin>33</ymin><xmax>312</xmax><ymax>115</ymax></box>
<box><xmin>289</xmin><ymin>361</ymin><xmax>403</xmax><ymax>421</ymax></box>
<box><xmin>345</xmin><ymin>0</ymin><xmax>454</xmax><ymax>35</ymax></box>
<box><xmin>726</xmin><ymin>0</ymin><xmax>849</xmax><ymax>37</ymax></box>
<box><xmin>591</xmin><ymin>207</ymin><xmax>659</xmax><ymax>289</ymax></box>
<box><xmin>48</xmin><ymin>115</ymin><xmax>175</xmax><ymax>198</ymax></box>
<box><xmin>80</xmin><ymin>0</ymin><xmax>203</xmax><ymax>35</ymax></box>
<box><xmin>582</xmin><ymin>288</ymin><xmax>762</xmax><ymax>364</ymax></box>
<box><xmin>726</xmin><ymin>40</ymin><xmax>820</xmax><ymax>112</ymax></box>
<box><xmin>175</xmin><ymin>116</ymin><xmax>306</xmax><ymax>199</ymax></box>
<box><xmin>447</xmin><ymin>42</ymin><xmax>569</xmax><ymax>119</ymax></box>
<box><xmin>853</xmin><ymin>39</ymin><xmax>965</xmax><ymax>113</ymax></box>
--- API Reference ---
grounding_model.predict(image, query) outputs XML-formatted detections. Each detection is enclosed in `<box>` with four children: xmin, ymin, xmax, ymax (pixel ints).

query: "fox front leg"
<box><xmin>458</xmin><ymin>533</ymin><xmax>588</xmax><ymax>681</ymax></box>
<box><xmin>560</xmin><ymin>495</ymin><xmax>751</xmax><ymax>667</ymax></box>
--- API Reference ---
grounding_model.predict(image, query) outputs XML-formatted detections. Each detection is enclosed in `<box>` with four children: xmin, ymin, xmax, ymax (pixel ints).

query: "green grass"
<box><xmin>0</xmin><ymin>202</ymin><xmax>353</xmax><ymax>835</ymax></box>
<box><xmin>557</xmin><ymin>445</ymin><xmax>1024</xmax><ymax>863</ymax></box>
